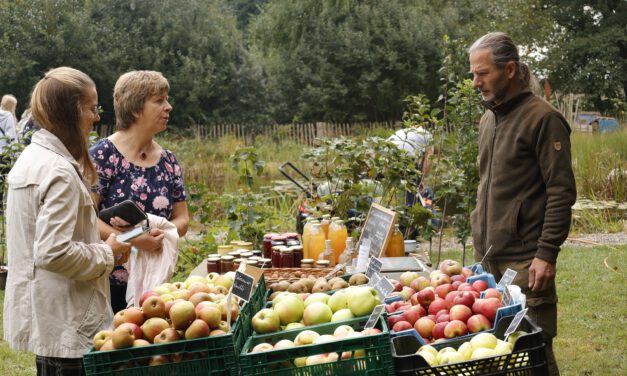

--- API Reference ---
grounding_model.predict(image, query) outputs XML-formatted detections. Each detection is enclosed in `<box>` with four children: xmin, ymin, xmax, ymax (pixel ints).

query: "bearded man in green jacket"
<box><xmin>468</xmin><ymin>32</ymin><xmax>576</xmax><ymax>376</ymax></box>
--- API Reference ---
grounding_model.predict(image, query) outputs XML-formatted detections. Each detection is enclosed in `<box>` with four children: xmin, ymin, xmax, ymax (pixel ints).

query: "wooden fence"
<box><xmin>191</xmin><ymin>121</ymin><xmax>400</xmax><ymax>145</ymax></box>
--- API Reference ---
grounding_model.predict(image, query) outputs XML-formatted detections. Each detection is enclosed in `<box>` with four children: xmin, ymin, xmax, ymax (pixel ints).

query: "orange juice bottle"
<box><xmin>308</xmin><ymin>223</ymin><xmax>326</xmax><ymax>262</ymax></box>
<box><xmin>302</xmin><ymin>218</ymin><xmax>316</xmax><ymax>259</ymax></box>
<box><xmin>386</xmin><ymin>223</ymin><xmax>404</xmax><ymax>257</ymax></box>
<box><xmin>320</xmin><ymin>214</ymin><xmax>331</xmax><ymax>238</ymax></box>
<box><xmin>328</xmin><ymin>220</ymin><xmax>348</xmax><ymax>264</ymax></box>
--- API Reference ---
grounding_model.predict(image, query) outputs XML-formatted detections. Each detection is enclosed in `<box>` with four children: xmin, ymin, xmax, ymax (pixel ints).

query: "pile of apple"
<box><xmin>92</xmin><ymin>273</ymin><xmax>241</xmax><ymax>357</ymax></box>
<box><xmin>386</xmin><ymin>260</ymin><xmax>504</xmax><ymax>343</ymax></box>
<box><xmin>416</xmin><ymin>331</ymin><xmax>526</xmax><ymax>366</ymax></box>
<box><xmin>267</xmin><ymin>273</ymin><xmax>368</xmax><ymax>298</ymax></box>
<box><xmin>252</xmin><ymin>286</ymin><xmax>380</xmax><ymax>334</ymax></box>
<box><xmin>248</xmin><ymin>324</ymin><xmax>382</xmax><ymax>367</ymax></box>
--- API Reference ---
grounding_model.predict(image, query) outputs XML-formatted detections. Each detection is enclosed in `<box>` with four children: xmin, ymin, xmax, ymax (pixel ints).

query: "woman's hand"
<box><xmin>105</xmin><ymin>233</ymin><xmax>132</xmax><ymax>265</ymax></box>
<box><xmin>108</xmin><ymin>216</ymin><xmax>134</xmax><ymax>231</ymax></box>
<box><xmin>130</xmin><ymin>228</ymin><xmax>165</xmax><ymax>252</ymax></box>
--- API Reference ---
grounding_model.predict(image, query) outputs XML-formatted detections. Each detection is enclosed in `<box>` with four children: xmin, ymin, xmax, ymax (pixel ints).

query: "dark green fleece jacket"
<box><xmin>471</xmin><ymin>90</ymin><xmax>577</xmax><ymax>264</ymax></box>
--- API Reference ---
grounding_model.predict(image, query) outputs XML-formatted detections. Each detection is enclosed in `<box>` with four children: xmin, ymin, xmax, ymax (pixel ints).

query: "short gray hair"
<box><xmin>469</xmin><ymin>32</ymin><xmax>531</xmax><ymax>88</ymax></box>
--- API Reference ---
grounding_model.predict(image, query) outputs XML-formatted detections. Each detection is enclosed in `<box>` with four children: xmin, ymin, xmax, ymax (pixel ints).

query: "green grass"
<box><xmin>1</xmin><ymin>244</ymin><xmax>625</xmax><ymax>375</ymax></box>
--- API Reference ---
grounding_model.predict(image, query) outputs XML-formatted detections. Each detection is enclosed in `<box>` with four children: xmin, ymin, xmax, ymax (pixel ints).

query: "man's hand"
<box><xmin>130</xmin><ymin>228</ymin><xmax>165</xmax><ymax>253</ymax></box>
<box><xmin>528</xmin><ymin>257</ymin><xmax>556</xmax><ymax>292</ymax></box>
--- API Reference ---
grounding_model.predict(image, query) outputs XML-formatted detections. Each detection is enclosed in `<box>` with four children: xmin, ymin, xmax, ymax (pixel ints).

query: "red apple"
<box><xmin>450</xmin><ymin>274</ymin><xmax>466</xmax><ymax>283</ymax></box>
<box><xmin>392</xmin><ymin>320</ymin><xmax>413</xmax><ymax>332</ymax></box>
<box><xmin>461</xmin><ymin>267</ymin><xmax>473</xmax><ymax>277</ymax></box>
<box><xmin>197</xmin><ymin>304</ymin><xmax>222</xmax><ymax>329</ymax></box>
<box><xmin>153</xmin><ymin>328</ymin><xmax>182</xmax><ymax>344</ymax></box>
<box><xmin>453</xmin><ymin>291</ymin><xmax>476</xmax><ymax>308</ymax></box>
<box><xmin>414</xmin><ymin>317</ymin><xmax>435</xmax><ymax>339</ymax></box>
<box><xmin>139</xmin><ymin>291</ymin><xmax>159</xmax><ymax>306</ymax></box>
<box><xmin>112</xmin><ymin>323</ymin><xmax>141</xmax><ymax>349</ymax></box>
<box><xmin>141</xmin><ymin>317</ymin><xmax>170</xmax><ymax>343</ymax></box>
<box><xmin>466</xmin><ymin>314</ymin><xmax>492</xmax><ymax>333</ymax></box>
<box><xmin>451</xmin><ymin>281</ymin><xmax>463</xmax><ymax>291</ymax></box>
<box><xmin>432</xmin><ymin>321</ymin><xmax>448</xmax><ymax>339</ymax></box>
<box><xmin>443</xmin><ymin>320</ymin><xmax>468</xmax><ymax>338</ymax></box>
<box><xmin>472</xmin><ymin>297</ymin><xmax>502</xmax><ymax>321</ymax></box>
<box><xmin>449</xmin><ymin>304</ymin><xmax>473</xmax><ymax>323</ymax></box>
<box><xmin>387</xmin><ymin>314</ymin><xmax>405</xmax><ymax>328</ymax></box>
<box><xmin>185</xmin><ymin>319</ymin><xmax>211</xmax><ymax>339</ymax></box>
<box><xmin>142</xmin><ymin>295</ymin><xmax>166</xmax><ymax>319</ymax></box>
<box><xmin>361</xmin><ymin>328</ymin><xmax>382</xmax><ymax>336</ymax></box>
<box><xmin>393</xmin><ymin>281</ymin><xmax>403</xmax><ymax>292</ymax></box>
<box><xmin>435</xmin><ymin>313</ymin><xmax>450</xmax><ymax>323</ymax></box>
<box><xmin>444</xmin><ymin>291</ymin><xmax>460</xmax><ymax>309</ymax></box>
<box><xmin>402</xmin><ymin>305</ymin><xmax>425</xmax><ymax>326</ymax></box>
<box><xmin>114</xmin><ymin>307</ymin><xmax>145</xmax><ymax>327</ymax></box>
<box><xmin>434</xmin><ymin>283</ymin><xmax>454</xmax><ymax>299</ymax></box>
<box><xmin>400</xmin><ymin>286</ymin><xmax>416</xmax><ymax>301</ymax></box>
<box><xmin>483</xmin><ymin>288</ymin><xmax>502</xmax><ymax>300</ymax></box>
<box><xmin>471</xmin><ymin>279</ymin><xmax>488</xmax><ymax>292</ymax></box>
<box><xmin>427</xmin><ymin>298</ymin><xmax>448</xmax><ymax>315</ymax></box>
<box><xmin>417</xmin><ymin>287</ymin><xmax>436</xmax><ymax>307</ymax></box>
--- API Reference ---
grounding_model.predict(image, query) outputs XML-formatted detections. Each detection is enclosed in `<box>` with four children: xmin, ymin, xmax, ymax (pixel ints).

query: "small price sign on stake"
<box><xmin>325</xmin><ymin>263</ymin><xmax>345</xmax><ymax>279</ymax></box>
<box><xmin>367</xmin><ymin>273</ymin><xmax>381</xmax><ymax>287</ymax></box>
<box><xmin>504</xmin><ymin>308</ymin><xmax>528</xmax><ymax>341</ymax></box>
<box><xmin>374</xmin><ymin>277</ymin><xmax>394</xmax><ymax>298</ymax></box>
<box><xmin>364</xmin><ymin>304</ymin><xmax>385</xmax><ymax>329</ymax></box>
<box><xmin>365</xmin><ymin>257</ymin><xmax>383</xmax><ymax>279</ymax></box>
<box><xmin>497</xmin><ymin>268</ymin><xmax>517</xmax><ymax>289</ymax></box>
<box><xmin>231</xmin><ymin>270</ymin><xmax>254</xmax><ymax>303</ymax></box>
<box><xmin>502</xmin><ymin>285</ymin><xmax>512</xmax><ymax>306</ymax></box>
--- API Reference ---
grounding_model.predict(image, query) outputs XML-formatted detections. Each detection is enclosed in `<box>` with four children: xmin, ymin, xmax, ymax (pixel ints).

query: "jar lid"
<box><xmin>279</xmin><ymin>247</ymin><xmax>293</xmax><ymax>253</ymax></box>
<box><xmin>248</xmin><ymin>256</ymin><xmax>261</xmax><ymax>261</ymax></box>
<box><xmin>289</xmin><ymin>245</ymin><xmax>303</xmax><ymax>251</ymax></box>
<box><xmin>233</xmin><ymin>258</ymin><xmax>244</xmax><ymax>263</ymax></box>
<box><xmin>300</xmin><ymin>258</ymin><xmax>314</xmax><ymax>264</ymax></box>
<box><xmin>240</xmin><ymin>252</ymin><xmax>254</xmax><ymax>258</ymax></box>
<box><xmin>245</xmin><ymin>260</ymin><xmax>258</xmax><ymax>265</ymax></box>
<box><xmin>316</xmin><ymin>260</ymin><xmax>330</xmax><ymax>267</ymax></box>
<box><xmin>207</xmin><ymin>256</ymin><xmax>221</xmax><ymax>261</ymax></box>
<box><xmin>259</xmin><ymin>258</ymin><xmax>272</xmax><ymax>263</ymax></box>
<box><xmin>272</xmin><ymin>245</ymin><xmax>288</xmax><ymax>251</ymax></box>
<box><xmin>220</xmin><ymin>255</ymin><xmax>235</xmax><ymax>261</ymax></box>
<box><xmin>228</xmin><ymin>250</ymin><xmax>242</xmax><ymax>256</ymax></box>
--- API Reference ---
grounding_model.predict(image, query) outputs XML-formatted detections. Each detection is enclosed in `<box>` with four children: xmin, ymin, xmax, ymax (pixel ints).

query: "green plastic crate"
<box><xmin>240</xmin><ymin>315</ymin><xmax>394</xmax><ymax>376</ymax></box>
<box><xmin>83</xmin><ymin>276</ymin><xmax>267</xmax><ymax>376</ymax></box>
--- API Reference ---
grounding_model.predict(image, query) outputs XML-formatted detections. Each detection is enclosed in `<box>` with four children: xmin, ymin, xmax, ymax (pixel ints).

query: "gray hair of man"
<box><xmin>469</xmin><ymin>32</ymin><xmax>532</xmax><ymax>89</ymax></box>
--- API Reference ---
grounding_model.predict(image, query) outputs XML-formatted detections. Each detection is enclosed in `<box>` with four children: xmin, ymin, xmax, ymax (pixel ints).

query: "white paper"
<box><xmin>355</xmin><ymin>239</ymin><xmax>371</xmax><ymax>273</ymax></box>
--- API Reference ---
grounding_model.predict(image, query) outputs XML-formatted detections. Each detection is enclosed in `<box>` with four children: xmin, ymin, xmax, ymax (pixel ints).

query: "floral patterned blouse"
<box><xmin>89</xmin><ymin>138</ymin><xmax>187</xmax><ymax>285</ymax></box>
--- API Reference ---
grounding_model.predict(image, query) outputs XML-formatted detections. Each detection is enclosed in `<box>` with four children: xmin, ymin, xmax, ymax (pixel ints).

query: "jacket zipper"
<box><xmin>483</xmin><ymin>114</ymin><xmax>497</xmax><ymax>254</ymax></box>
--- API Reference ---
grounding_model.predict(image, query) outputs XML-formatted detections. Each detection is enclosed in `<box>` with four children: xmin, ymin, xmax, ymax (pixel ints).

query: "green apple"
<box><xmin>327</xmin><ymin>290</ymin><xmax>349</xmax><ymax>312</ymax></box>
<box><xmin>294</xmin><ymin>330</ymin><xmax>320</xmax><ymax>345</ymax></box>
<box><xmin>438</xmin><ymin>350</ymin><xmax>464</xmax><ymax>365</ymax></box>
<box><xmin>303</xmin><ymin>302</ymin><xmax>333</xmax><ymax>326</ymax></box>
<box><xmin>416</xmin><ymin>344</ymin><xmax>438</xmax><ymax>358</ymax></box>
<box><xmin>304</xmin><ymin>293</ymin><xmax>330</xmax><ymax>308</ymax></box>
<box><xmin>285</xmin><ymin>322</ymin><xmax>305</xmax><ymax>330</ymax></box>
<box><xmin>274</xmin><ymin>295</ymin><xmax>304</xmax><ymax>325</ymax></box>
<box><xmin>457</xmin><ymin>341</ymin><xmax>473</xmax><ymax>360</ymax></box>
<box><xmin>506</xmin><ymin>330</ymin><xmax>527</xmax><ymax>347</ymax></box>
<box><xmin>470</xmin><ymin>347</ymin><xmax>496</xmax><ymax>360</ymax></box>
<box><xmin>494</xmin><ymin>339</ymin><xmax>513</xmax><ymax>355</ymax></box>
<box><xmin>347</xmin><ymin>286</ymin><xmax>378</xmax><ymax>317</ymax></box>
<box><xmin>470</xmin><ymin>332</ymin><xmax>497</xmax><ymax>350</ymax></box>
<box><xmin>252</xmin><ymin>308</ymin><xmax>281</xmax><ymax>334</ymax></box>
<box><xmin>331</xmin><ymin>308</ymin><xmax>354</xmax><ymax>322</ymax></box>
<box><xmin>184</xmin><ymin>275</ymin><xmax>206</xmax><ymax>289</ymax></box>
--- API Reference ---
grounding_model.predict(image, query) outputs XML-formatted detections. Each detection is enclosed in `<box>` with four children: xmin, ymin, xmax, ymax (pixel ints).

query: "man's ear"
<box><xmin>505</xmin><ymin>61</ymin><xmax>517</xmax><ymax>80</ymax></box>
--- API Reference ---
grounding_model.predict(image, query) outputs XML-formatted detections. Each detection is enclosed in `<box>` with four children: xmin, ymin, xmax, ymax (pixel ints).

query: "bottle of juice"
<box><xmin>308</xmin><ymin>223</ymin><xmax>326</xmax><ymax>263</ymax></box>
<box><xmin>318</xmin><ymin>239</ymin><xmax>335</xmax><ymax>267</ymax></box>
<box><xmin>320</xmin><ymin>214</ymin><xmax>331</xmax><ymax>239</ymax></box>
<box><xmin>338</xmin><ymin>237</ymin><xmax>354</xmax><ymax>266</ymax></box>
<box><xmin>301</xmin><ymin>218</ymin><xmax>316</xmax><ymax>260</ymax></box>
<box><xmin>328</xmin><ymin>220</ymin><xmax>348</xmax><ymax>264</ymax></box>
<box><xmin>386</xmin><ymin>223</ymin><xmax>404</xmax><ymax>257</ymax></box>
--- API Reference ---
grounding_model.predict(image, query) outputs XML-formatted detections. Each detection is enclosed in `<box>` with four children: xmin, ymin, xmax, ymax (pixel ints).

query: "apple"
<box><xmin>450</xmin><ymin>274</ymin><xmax>466</xmax><ymax>283</ymax></box>
<box><xmin>195</xmin><ymin>300</ymin><xmax>218</xmax><ymax>315</ymax></box>
<box><xmin>470</xmin><ymin>332</ymin><xmax>498</xmax><ymax>350</ymax></box>
<box><xmin>139</xmin><ymin>291</ymin><xmax>159</xmax><ymax>306</ymax></box>
<box><xmin>285</xmin><ymin>322</ymin><xmax>305</xmax><ymax>330</ymax></box>
<box><xmin>457</xmin><ymin>341</ymin><xmax>473</xmax><ymax>360</ymax></box>
<box><xmin>466</xmin><ymin>314</ymin><xmax>492</xmax><ymax>333</ymax></box>
<box><xmin>410</xmin><ymin>276</ymin><xmax>430</xmax><ymax>293</ymax></box>
<box><xmin>443</xmin><ymin>320</ymin><xmax>468</xmax><ymax>338</ymax></box>
<box><xmin>435</xmin><ymin>313</ymin><xmax>450</xmax><ymax>323</ymax></box>
<box><xmin>165</xmin><ymin>298</ymin><xmax>185</xmax><ymax>317</ymax></box>
<box><xmin>252</xmin><ymin>308</ymin><xmax>281</xmax><ymax>334</ymax></box>
<box><xmin>431</xmin><ymin>321</ymin><xmax>448</xmax><ymax>339</ymax></box>
<box><xmin>402</xmin><ymin>305</ymin><xmax>425</xmax><ymax>326</ymax></box>
<box><xmin>414</xmin><ymin>317</ymin><xmax>435</xmax><ymax>338</ymax></box>
<box><xmin>142</xmin><ymin>295</ymin><xmax>166</xmax><ymax>319</ymax></box>
<box><xmin>197</xmin><ymin>305</ymin><xmax>222</xmax><ymax>329</ymax></box>
<box><xmin>170</xmin><ymin>301</ymin><xmax>196</xmax><ymax>330</ymax></box>
<box><xmin>312</xmin><ymin>334</ymin><xmax>336</xmax><ymax>344</ymax></box>
<box><xmin>400</xmin><ymin>286</ymin><xmax>415</xmax><ymax>301</ymax></box>
<box><xmin>149</xmin><ymin>355</ymin><xmax>170</xmax><ymax>366</ymax></box>
<box><xmin>171</xmin><ymin>289</ymin><xmax>192</xmax><ymax>301</ymax></box>
<box><xmin>205</xmin><ymin>272</ymin><xmax>220</xmax><ymax>284</ymax></box>
<box><xmin>444</xmin><ymin>291</ymin><xmax>460</xmax><ymax>309</ymax></box>
<box><xmin>217</xmin><ymin>320</ymin><xmax>230</xmax><ymax>332</ymax></box>
<box><xmin>274</xmin><ymin>339</ymin><xmax>296</xmax><ymax>349</ymax></box>
<box><xmin>430</xmin><ymin>273</ymin><xmax>451</xmax><ymax>287</ymax></box>
<box><xmin>141</xmin><ymin>317</ymin><xmax>170</xmax><ymax>343</ymax></box>
<box><xmin>449</xmin><ymin>304</ymin><xmax>473</xmax><ymax>323</ymax></box>
<box><xmin>427</xmin><ymin>298</ymin><xmax>448</xmax><ymax>315</ymax></box>
<box><xmin>471</xmin><ymin>347</ymin><xmax>496</xmax><ymax>359</ymax></box>
<box><xmin>304</xmin><ymin>293</ymin><xmax>330</xmax><ymax>307</ymax></box>
<box><xmin>392</xmin><ymin>320</ymin><xmax>413</xmax><ymax>332</ymax></box>
<box><xmin>399</xmin><ymin>271</ymin><xmax>420</xmax><ymax>286</ymax></box>
<box><xmin>453</xmin><ymin>291</ymin><xmax>476</xmax><ymax>308</ymax></box>
<box><xmin>306</xmin><ymin>353</ymin><xmax>339</xmax><ymax>365</ymax></box>
<box><xmin>387</xmin><ymin>314</ymin><xmax>405</xmax><ymax>328</ymax></box>
<box><xmin>393</xmin><ymin>281</ymin><xmax>403</xmax><ymax>292</ymax></box>
<box><xmin>188</xmin><ymin>292</ymin><xmax>212</xmax><ymax>307</ymax></box>
<box><xmin>327</xmin><ymin>290</ymin><xmax>349</xmax><ymax>312</ymax></box>
<box><xmin>113</xmin><ymin>307</ymin><xmax>145</xmax><ymax>327</ymax></box>
<box><xmin>361</xmin><ymin>328</ymin><xmax>382</xmax><ymax>336</ymax></box>
<box><xmin>333</xmin><ymin>325</ymin><xmax>355</xmax><ymax>338</ymax></box>
<box><xmin>93</xmin><ymin>330</ymin><xmax>114</xmax><ymax>350</ymax></box>
<box><xmin>294</xmin><ymin>330</ymin><xmax>320</xmax><ymax>345</ymax></box>
<box><xmin>507</xmin><ymin>330</ymin><xmax>527</xmax><ymax>347</ymax></box>
<box><xmin>100</xmin><ymin>339</ymin><xmax>114</xmax><ymax>351</ymax></box>
<box><xmin>218</xmin><ymin>298</ymin><xmax>240</xmax><ymax>323</ymax></box>
<box><xmin>214</xmin><ymin>275</ymin><xmax>233</xmax><ymax>290</ymax></box>
<box><xmin>439</xmin><ymin>259</ymin><xmax>462</xmax><ymax>276</ymax></box>
<box><xmin>188</xmin><ymin>281</ymin><xmax>212</xmax><ymax>296</ymax></box>
<box><xmin>112</xmin><ymin>323</ymin><xmax>141</xmax><ymax>349</ymax></box>
<box><xmin>153</xmin><ymin>284</ymin><xmax>171</xmax><ymax>296</ymax></box>
<box><xmin>274</xmin><ymin>295</ymin><xmax>305</xmax><ymax>325</ymax></box>
<box><xmin>133</xmin><ymin>339</ymin><xmax>151</xmax><ymax>347</ymax></box>
<box><xmin>472</xmin><ymin>297</ymin><xmax>502</xmax><ymax>321</ymax></box>
<box><xmin>436</xmin><ymin>346</ymin><xmax>457</xmax><ymax>364</ymax></box>
<box><xmin>451</xmin><ymin>281</ymin><xmax>463</xmax><ymax>291</ymax></box>
<box><xmin>185</xmin><ymin>319</ymin><xmax>211</xmax><ymax>339</ymax></box>
<box><xmin>494</xmin><ymin>339</ymin><xmax>513</xmax><ymax>355</ymax></box>
<box><xmin>471</xmin><ymin>279</ymin><xmax>488</xmax><ymax>292</ymax></box>
<box><xmin>418</xmin><ymin>351</ymin><xmax>437</xmax><ymax>366</ymax></box>
<box><xmin>434</xmin><ymin>283</ymin><xmax>454</xmax><ymax>299</ymax></box>
<box><xmin>213</xmin><ymin>285</ymin><xmax>229</xmax><ymax>295</ymax></box>
<box><xmin>294</xmin><ymin>357</ymin><xmax>308</xmax><ymax>367</ymax></box>
<box><xmin>347</xmin><ymin>287</ymin><xmax>379</xmax><ymax>317</ymax></box>
<box><xmin>331</xmin><ymin>308</ymin><xmax>355</xmax><ymax>322</ymax></box>
<box><xmin>154</xmin><ymin>327</ymin><xmax>182</xmax><ymax>343</ymax></box>
<box><xmin>483</xmin><ymin>288</ymin><xmax>502</xmax><ymax>300</ymax></box>
<box><xmin>184</xmin><ymin>275</ymin><xmax>206</xmax><ymax>289</ymax></box>
<box><xmin>417</xmin><ymin>287</ymin><xmax>436</xmax><ymax>307</ymax></box>
<box><xmin>439</xmin><ymin>350</ymin><xmax>465</xmax><ymax>365</ymax></box>
<box><xmin>209</xmin><ymin>329</ymin><xmax>226</xmax><ymax>336</ymax></box>
<box><xmin>417</xmin><ymin>344</ymin><xmax>438</xmax><ymax>358</ymax></box>
<box><xmin>303</xmin><ymin>302</ymin><xmax>333</xmax><ymax>325</ymax></box>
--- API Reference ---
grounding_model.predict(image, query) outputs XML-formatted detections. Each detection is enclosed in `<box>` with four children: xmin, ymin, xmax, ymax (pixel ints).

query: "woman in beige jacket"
<box><xmin>2</xmin><ymin>67</ymin><xmax>131</xmax><ymax>375</ymax></box>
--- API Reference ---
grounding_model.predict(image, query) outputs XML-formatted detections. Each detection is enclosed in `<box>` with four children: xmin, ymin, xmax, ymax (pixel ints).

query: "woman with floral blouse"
<box><xmin>90</xmin><ymin>70</ymin><xmax>189</xmax><ymax>313</ymax></box>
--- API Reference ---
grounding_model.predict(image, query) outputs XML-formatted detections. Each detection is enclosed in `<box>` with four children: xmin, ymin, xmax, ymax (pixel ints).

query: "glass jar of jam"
<box><xmin>290</xmin><ymin>246</ymin><xmax>303</xmax><ymax>269</ymax></box>
<box><xmin>228</xmin><ymin>250</ymin><xmax>242</xmax><ymax>258</ymax></box>
<box><xmin>220</xmin><ymin>255</ymin><xmax>235</xmax><ymax>274</ymax></box>
<box><xmin>300</xmin><ymin>258</ymin><xmax>314</xmax><ymax>268</ymax></box>
<box><xmin>271</xmin><ymin>235</ymin><xmax>287</xmax><ymax>248</ymax></box>
<box><xmin>315</xmin><ymin>260</ymin><xmax>330</xmax><ymax>269</ymax></box>
<box><xmin>286</xmin><ymin>239</ymin><xmax>301</xmax><ymax>247</ymax></box>
<box><xmin>263</xmin><ymin>234</ymin><xmax>277</xmax><ymax>259</ymax></box>
<box><xmin>271</xmin><ymin>246</ymin><xmax>284</xmax><ymax>267</ymax></box>
<box><xmin>258</xmin><ymin>258</ymin><xmax>272</xmax><ymax>268</ymax></box>
<box><xmin>240</xmin><ymin>252</ymin><xmax>253</xmax><ymax>259</ymax></box>
<box><xmin>284</xmin><ymin>232</ymin><xmax>299</xmax><ymax>241</ymax></box>
<box><xmin>279</xmin><ymin>247</ymin><xmax>293</xmax><ymax>268</ymax></box>
<box><xmin>251</xmin><ymin>250</ymin><xmax>263</xmax><ymax>258</ymax></box>
<box><xmin>246</xmin><ymin>259</ymin><xmax>258</xmax><ymax>267</ymax></box>
<box><xmin>206</xmin><ymin>257</ymin><xmax>221</xmax><ymax>274</ymax></box>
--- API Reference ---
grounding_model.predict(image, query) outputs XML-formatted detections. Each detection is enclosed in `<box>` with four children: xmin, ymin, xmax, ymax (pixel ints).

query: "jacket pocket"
<box><xmin>76</xmin><ymin>288</ymin><xmax>106</xmax><ymax>339</ymax></box>
<box><xmin>510</xmin><ymin>200</ymin><xmax>523</xmax><ymax>240</ymax></box>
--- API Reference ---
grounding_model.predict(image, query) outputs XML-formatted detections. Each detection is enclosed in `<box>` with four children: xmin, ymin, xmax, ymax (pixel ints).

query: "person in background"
<box><xmin>3</xmin><ymin>67</ymin><xmax>130</xmax><ymax>376</ymax></box>
<box><xmin>90</xmin><ymin>70</ymin><xmax>189</xmax><ymax>312</ymax></box>
<box><xmin>469</xmin><ymin>32</ymin><xmax>576</xmax><ymax>376</ymax></box>
<box><xmin>0</xmin><ymin>96</ymin><xmax>18</xmax><ymax>207</ymax></box>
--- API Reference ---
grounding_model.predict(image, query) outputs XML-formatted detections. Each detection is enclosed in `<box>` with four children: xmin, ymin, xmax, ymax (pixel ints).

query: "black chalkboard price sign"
<box><xmin>356</xmin><ymin>203</ymin><xmax>398</xmax><ymax>258</ymax></box>
<box><xmin>231</xmin><ymin>271</ymin><xmax>254</xmax><ymax>302</ymax></box>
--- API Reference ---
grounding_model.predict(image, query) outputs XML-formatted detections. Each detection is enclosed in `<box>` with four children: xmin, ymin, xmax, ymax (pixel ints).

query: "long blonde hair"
<box><xmin>1</xmin><ymin>94</ymin><xmax>17</xmax><ymax>120</ymax></box>
<box><xmin>30</xmin><ymin>67</ymin><xmax>97</xmax><ymax>184</ymax></box>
